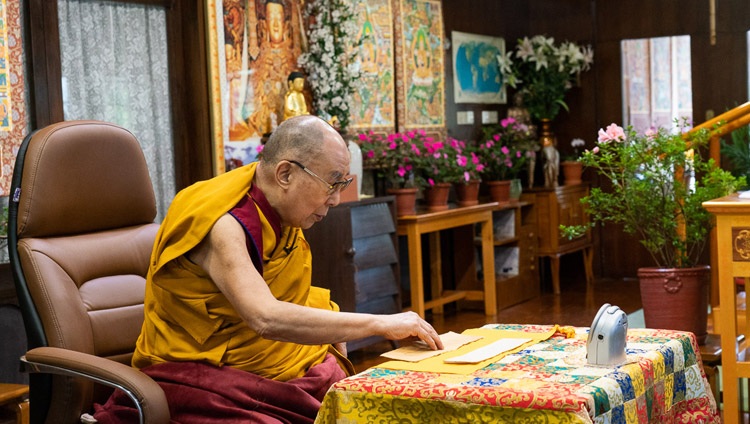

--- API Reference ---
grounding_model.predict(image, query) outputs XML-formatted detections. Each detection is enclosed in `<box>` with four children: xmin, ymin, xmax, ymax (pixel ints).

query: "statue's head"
<box><xmin>265</xmin><ymin>0</ymin><xmax>285</xmax><ymax>45</ymax></box>
<box><xmin>287</xmin><ymin>71</ymin><xmax>305</xmax><ymax>91</ymax></box>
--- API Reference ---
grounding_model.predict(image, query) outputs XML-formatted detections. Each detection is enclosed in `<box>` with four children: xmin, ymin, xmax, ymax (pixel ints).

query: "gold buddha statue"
<box><xmin>282</xmin><ymin>71</ymin><xmax>309</xmax><ymax>122</ymax></box>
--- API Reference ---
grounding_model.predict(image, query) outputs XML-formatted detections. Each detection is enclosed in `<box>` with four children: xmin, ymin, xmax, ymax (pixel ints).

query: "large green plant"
<box><xmin>720</xmin><ymin>124</ymin><xmax>750</xmax><ymax>189</ymax></box>
<box><xmin>561</xmin><ymin>122</ymin><xmax>743</xmax><ymax>269</ymax></box>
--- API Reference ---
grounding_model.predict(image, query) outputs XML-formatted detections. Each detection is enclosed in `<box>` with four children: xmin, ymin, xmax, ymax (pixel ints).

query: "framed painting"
<box><xmin>206</xmin><ymin>0</ymin><xmax>307</xmax><ymax>174</ymax></box>
<box><xmin>393</xmin><ymin>0</ymin><xmax>445</xmax><ymax>135</ymax></box>
<box><xmin>451</xmin><ymin>31</ymin><xmax>506</xmax><ymax>104</ymax></box>
<box><xmin>0</xmin><ymin>0</ymin><xmax>28</xmax><ymax>194</ymax></box>
<box><xmin>349</xmin><ymin>0</ymin><xmax>396</xmax><ymax>135</ymax></box>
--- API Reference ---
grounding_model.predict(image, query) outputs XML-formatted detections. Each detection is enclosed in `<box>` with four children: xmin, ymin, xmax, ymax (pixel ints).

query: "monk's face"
<box><xmin>267</xmin><ymin>2</ymin><xmax>284</xmax><ymax>44</ymax></box>
<box><xmin>284</xmin><ymin>135</ymin><xmax>351</xmax><ymax>230</ymax></box>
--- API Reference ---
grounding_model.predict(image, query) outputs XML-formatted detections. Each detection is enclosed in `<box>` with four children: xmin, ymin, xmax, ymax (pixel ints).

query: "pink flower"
<box><xmin>501</xmin><ymin>146</ymin><xmax>510</xmax><ymax>155</ymax></box>
<box><xmin>463</xmin><ymin>171</ymin><xmax>470</xmax><ymax>182</ymax></box>
<box><xmin>645</xmin><ymin>128</ymin><xmax>657</xmax><ymax>139</ymax></box>
<box><xmin>397</xmin><ymin>166</ymin><xmax>407</xmax><ymax>177</ymax></box>
<box><xmin>366</xmin><ymin>151</ymin><xmax>374</xmax><ymax>159</ymax></box>
<box><xmin>457</xmin><ymin>155</ymin><xmax>468</xmax><ymax>167</ymax></box>
<box><xmin>598</xmin><ymin>123</ymin><xmax>625</xmax><ymax>143</ymax></box>
<box><xmin>428</xmin><ymin>178</ymin><xmax>435</xmax><ymax>186</ymax></box>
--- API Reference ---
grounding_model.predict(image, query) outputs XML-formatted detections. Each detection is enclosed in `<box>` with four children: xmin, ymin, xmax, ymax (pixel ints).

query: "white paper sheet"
<box><xmin>443</xmin><ymin>337</ymin><xmax>531</xmax><ymax>363</ymax></box>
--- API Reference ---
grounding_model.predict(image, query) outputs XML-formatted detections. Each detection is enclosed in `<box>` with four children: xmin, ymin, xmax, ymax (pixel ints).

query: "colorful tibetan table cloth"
<box><xmin>316</xmin><ymin>324</ymin><xmax>720</xmax><ymax>424</ymax></box>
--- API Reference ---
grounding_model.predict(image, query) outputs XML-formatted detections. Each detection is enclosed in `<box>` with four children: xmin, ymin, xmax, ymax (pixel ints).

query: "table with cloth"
<box><xmin>316</xmin><ymin>324</ymin><xmax>720</xmax><ymax>423</ymax></box>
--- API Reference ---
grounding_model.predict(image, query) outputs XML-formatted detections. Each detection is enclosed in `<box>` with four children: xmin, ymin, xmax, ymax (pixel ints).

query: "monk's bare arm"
<box><xmin>188</xmin><ymin>214</ymin><xmax>444</xmax><ymax>350</ymax></box>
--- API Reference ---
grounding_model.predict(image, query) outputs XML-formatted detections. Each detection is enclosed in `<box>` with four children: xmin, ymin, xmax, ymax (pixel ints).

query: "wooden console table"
<box><xmin>397</xmin><ymin>203</ymin><xmax>498</xmax><ymax>318</ymax></box>
<box><xmin>703</xmin><ymin>193</ymin><xmax>750</xmax><ymax>423</ymax></box>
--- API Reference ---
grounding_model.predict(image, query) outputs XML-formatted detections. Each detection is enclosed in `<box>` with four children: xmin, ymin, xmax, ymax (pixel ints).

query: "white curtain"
<box><xmin>57</xmin><ymin>0</ymin><xmax>174</xmax><ymax>221</ymax></box>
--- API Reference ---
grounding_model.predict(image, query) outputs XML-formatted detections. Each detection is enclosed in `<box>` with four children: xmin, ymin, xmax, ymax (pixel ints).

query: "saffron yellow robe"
<box><xmin>133</xmin><ymin>162</ymin><xmax>349</xmax><ymax>381</ymax></box>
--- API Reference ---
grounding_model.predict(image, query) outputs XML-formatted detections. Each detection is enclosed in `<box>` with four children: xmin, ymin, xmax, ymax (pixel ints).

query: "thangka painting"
<box><xmin>207</xmin><ymin>0</ymin><xmax>307</xmax><ymax>174</ymax></box>
<box><xmin>393</xmin><ymin>0</ymin><xmax>445</xmax><ymax>133</ymax></box>
<box><xmin>349</xmin><ymin>0</ymin><xmax>395</xmax><ymax>133</ymax></box>
<box><xmin>451</xmin><ymin>31</ymin><xmax>506</xmax><ymax>104</ymax></box>
<box><xmin>0</xmin><ymin>0</ymin><xmax>28</xmax><ymax>194</ymax></box>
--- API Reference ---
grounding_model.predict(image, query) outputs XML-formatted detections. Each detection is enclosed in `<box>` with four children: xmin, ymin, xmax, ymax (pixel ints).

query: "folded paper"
<box><xmin>380</xmin><ymin>331</ymin><xmax>483</xmax><ymax>362</ymax></box>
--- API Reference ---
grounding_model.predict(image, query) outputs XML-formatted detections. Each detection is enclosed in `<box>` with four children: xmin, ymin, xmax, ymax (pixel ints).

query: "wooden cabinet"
<box><xmin>303</xmin><ymin>196</ymin><xmax>400</xmax><ymax>351</ymax></box>
<box><xmin>527</xmin><ymin>184</ymin><xmax>594</xmax><ymax>294</ymax></box>
<box><xmin>491</xmin><ymin>198</ymin><xmax>540</xmax><ymax>310</ymax></box>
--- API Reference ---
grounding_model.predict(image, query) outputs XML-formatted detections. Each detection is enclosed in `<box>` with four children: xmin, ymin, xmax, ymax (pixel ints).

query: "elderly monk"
<box><xmin>94</xmin><ymin>115</ymin><xmax>443</xmax><ymax>423</ymax></box>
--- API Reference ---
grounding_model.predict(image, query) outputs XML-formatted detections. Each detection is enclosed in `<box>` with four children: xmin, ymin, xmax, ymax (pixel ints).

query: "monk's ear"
<box><xmin>275</xmin><ymin>161</ymin><xmax>293</xmax><ymax>189</ymax></box>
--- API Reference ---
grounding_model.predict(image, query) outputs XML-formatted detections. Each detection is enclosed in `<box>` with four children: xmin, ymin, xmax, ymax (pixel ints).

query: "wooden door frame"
<box><xmin>25</xmin><ymin>0</ymin><xmax>213</xmax><ymax>189</ymax></box>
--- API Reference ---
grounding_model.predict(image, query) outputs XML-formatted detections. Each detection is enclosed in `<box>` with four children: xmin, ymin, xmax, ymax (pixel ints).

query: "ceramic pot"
<box><xmin>486</xmin><ymin>180</ymin><xmax>511</xmax><ymax>204</ymax></box>
<box><xmin>423</xmin><ymin>183</ymin><xmax>451</xmax><ymax>211</ymax></box>
<box><xmin>561</xmin><ymin>161</ymin><xmax>583</xmax><ymax>185</ymax></box>
<box><xmin>387</xmin><ymin>187</ymin><xmax>418</xmax><ymax>216</ymax></box>
<box><xmin>454</xmin><ymin>180</ymin><xmax>480</xmax><ymax>207</ymax></box>
<box><xmin>638</xmin><ymin>265</ymin><xmax>710</xmax><ymax>344</ymax></box>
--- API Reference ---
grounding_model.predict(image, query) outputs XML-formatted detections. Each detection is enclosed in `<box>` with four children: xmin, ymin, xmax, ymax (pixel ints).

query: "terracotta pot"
<box><xmin>561</xmin><ymin>161</ymin><xmax>583</xmax><ymax>185</ymax></box>
<box><xmin>423</xmin><ymin>183</ymin><xmax>451</xmax><ymax>211</ymax></box>
<box><xmin>454</xmin><ymin>180</ymin><xmax>480</xmax><ymax>207</ymax></box>
<box><xmin>638</xmin><ymin>265</ymin><xmax>710</xmax><ymax>344</ymax></box>
<box><xmin>387</xmin><ymin>187</ymin><xmax>418</xmax><ymax>216</ymax></box>
<box><xmin>486</xmin><ymin>180</ymin><xmax>511</xmax><ymax>204</ymax></box>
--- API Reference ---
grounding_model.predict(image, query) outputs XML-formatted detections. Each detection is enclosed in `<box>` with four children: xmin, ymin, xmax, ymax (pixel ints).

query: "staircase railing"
<box><xmin>689</xmin><ymin>101</ymin><xmax>750</xmax><ymax>165</ymax></box>
<box><xmin>688</xmin><ymin>102</ymin><xmax>750</xmax><ymax>306</ymax></box>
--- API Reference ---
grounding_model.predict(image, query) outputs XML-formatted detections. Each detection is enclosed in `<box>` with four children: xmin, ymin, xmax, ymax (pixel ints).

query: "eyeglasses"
<box><xmin>287</xmin><ymin>160</ymin><xmax>353</xmax><ymax>195</ymax></box>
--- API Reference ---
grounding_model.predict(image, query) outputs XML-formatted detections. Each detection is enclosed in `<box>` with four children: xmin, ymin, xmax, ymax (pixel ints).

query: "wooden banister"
<box><xmin>688</xmin><ymin>102</ymin><xmax>750</xmax><ymax>307</ymax></box>
<box><xmin>688</xmin><ymin>102</ymin><xmax>750</xmax><ymax>164</ymax></box>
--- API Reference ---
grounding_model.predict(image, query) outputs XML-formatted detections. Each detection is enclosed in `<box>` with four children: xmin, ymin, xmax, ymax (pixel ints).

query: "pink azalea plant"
<box><xmin>477</xmin><ymin>117</ymin><xmax>532</xmax><ymax>181</ymax></box>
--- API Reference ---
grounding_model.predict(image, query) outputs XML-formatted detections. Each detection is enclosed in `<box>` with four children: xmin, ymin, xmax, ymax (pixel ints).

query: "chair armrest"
<box><xmin>22</xmin><ymin>347</ymin><xmax>169</xmax><ymax>424</ymax></box>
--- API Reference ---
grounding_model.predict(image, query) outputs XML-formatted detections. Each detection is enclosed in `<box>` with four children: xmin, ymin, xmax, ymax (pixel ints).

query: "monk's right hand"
<box><xmin>381</xmin><ymin>312</ymin><xmax>444</xmax><ymax>350</ymax></box>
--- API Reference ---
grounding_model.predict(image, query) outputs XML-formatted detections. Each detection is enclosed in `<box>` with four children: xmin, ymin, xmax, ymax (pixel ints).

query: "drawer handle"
<box><xmin>346</xmin><ymin>247</ymin><xmax>356</xmax><ymax>257</ymax></box>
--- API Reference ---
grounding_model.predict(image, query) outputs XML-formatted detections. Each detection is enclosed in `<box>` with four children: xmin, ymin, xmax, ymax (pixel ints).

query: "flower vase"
<box><xmin>423</xmin><ymin>183</ymin><xmax>451</xmax><ymax>212</ymax></box>
<box><xmin>387</xmin><ymin>187</ymin><xmax>418</xmax><ymax>216</ymax></box>
<box><xmin>561</xmin><ymin>161</ymin><xmax>583</xmax><ymax>185</ymax></box>
<box><xmin>454</xmin><ymin>180</ymin><xmax>480</xmax><ymax>207</ymax></box>
<box><xmin>486</xmin><ymin>180</ymin><xmax>511</xmax><ymax>204</ymax></box>
<box><xmin>509</xmin><ymin>178</ymin><xmax>523</xmax><ymax>201</ymax></box>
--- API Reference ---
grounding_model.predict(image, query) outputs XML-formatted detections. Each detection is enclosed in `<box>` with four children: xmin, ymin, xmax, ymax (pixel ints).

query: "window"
<box><xmin>621</xmin><ymin>36</ymin><xmax>692</xmax><ymax>133</ymax></box>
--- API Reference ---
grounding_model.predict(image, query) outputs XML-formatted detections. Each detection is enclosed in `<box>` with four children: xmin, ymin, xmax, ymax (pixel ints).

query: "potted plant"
<box><xmin>477</xmin><ymin>117</ymin><xmax>533</xmax><ymax>203</ymax></box>
<box><xmin>561</xmin><ymin>137</ymin><xmax>586</xmax><ymax>185</ymax></box>
<box><xmin>359</xmin><ymin>130</ymin><xmax>430</xmax><ymax>215</ymax></box>
<box><xmin>446</xmin><ymin>138</ymin><xmax>486</xmax><ymax>207</ymax></box>
<box><xmin>561</xmin><ymin>122</ymin><xmax>743</xmax><ymax>343</ymax></box>
<box><xmin>498</xmin><ymin>35</ymin><xmax>593</xmax><ymax>184</ymax></box>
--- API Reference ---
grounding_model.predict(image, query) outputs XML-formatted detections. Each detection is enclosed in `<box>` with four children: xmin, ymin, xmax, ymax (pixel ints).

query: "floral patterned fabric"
<box><xmin>316</xmin><ymin>325</ymin><xmax>720</xmax><ymax>424</ymax></box>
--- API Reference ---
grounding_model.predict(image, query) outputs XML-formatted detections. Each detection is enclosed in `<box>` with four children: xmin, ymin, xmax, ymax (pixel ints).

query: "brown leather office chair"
<box><xmin>8</xmin><ymin>121</ymin><xmax>169</xmax><ymax>423</ymax></box>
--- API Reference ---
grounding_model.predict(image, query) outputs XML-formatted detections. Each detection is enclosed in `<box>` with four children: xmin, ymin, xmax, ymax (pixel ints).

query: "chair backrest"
<box><xmin>8</xmin><ymin>121</ymin><xmax>159</xmax><ymax>423</ymax></box>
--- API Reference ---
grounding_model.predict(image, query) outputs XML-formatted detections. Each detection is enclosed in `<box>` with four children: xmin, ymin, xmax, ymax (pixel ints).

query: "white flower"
<box><xmin>298</xmin><ymin>0</ymin><xmax>363</xmax><ymax>131</ymax></box>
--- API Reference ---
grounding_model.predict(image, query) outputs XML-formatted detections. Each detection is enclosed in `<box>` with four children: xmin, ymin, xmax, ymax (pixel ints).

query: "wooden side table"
<box><xmin>527</xmin><ymin>184</ymin><xmax>594</xmax><ymax>294</ymax></box>
<box><xmin>397</xmin><ymin>203</ymin><xmax>498</xmax><ymax>318</ymax></box>
<box><xmin>703</xmin><ymin>193</ymin><xmax>750</xmax><ymax>423</ymax></box>
<box><xmin>0</xmin><ymin>384</ymin><xmax>28</xmax><ymax>424</ymax></box>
